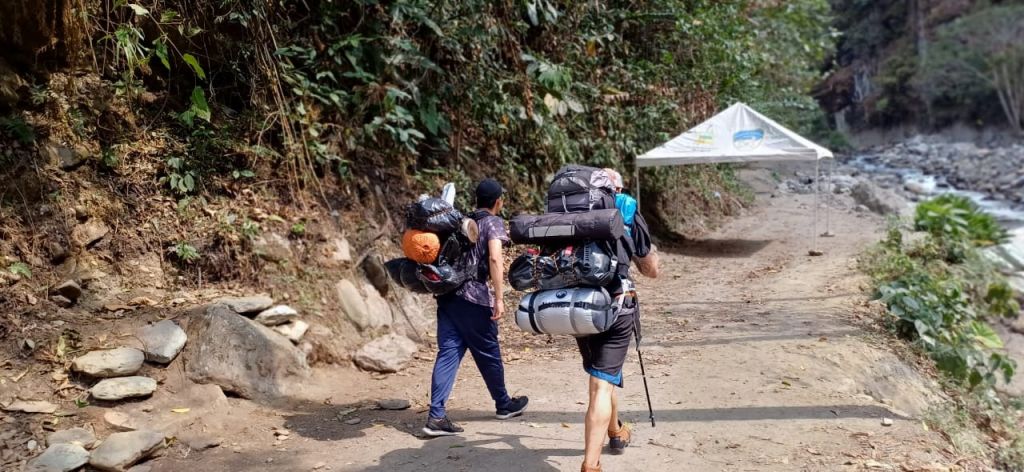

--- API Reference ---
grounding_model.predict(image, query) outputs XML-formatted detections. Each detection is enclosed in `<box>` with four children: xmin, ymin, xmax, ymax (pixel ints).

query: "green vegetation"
<box><xmin>170</xmin><ymin>242</ymin><xmax>200</xmax><ymax>264</ymax></box>
<box><xmin>923</xmin><ymin>5</ymin><xmax>1024</xmax><ymax>134</ymax></box>
<box><xmin>865</xmin><ymin>194</ymin><xmax>1024</xmax><ymax>468</ymax></box>
<box><xmin>7</xmin><ymin>262</ymin><xmax>32</xmax><ymax>279</ymax></box>
<box><xmin>5</xmin><ymin>0</ymin><xmax>834</xmax><ymax>215</ymax></box>
<box><xmin>827</xmin><ymin>1</ymin><xmax>1024</xmax><ymax>131</ymax></box>
<box><xmin>864</xmin><ymin>195</ymin><xmax>1018</xmax><ymax>389</ymax></box>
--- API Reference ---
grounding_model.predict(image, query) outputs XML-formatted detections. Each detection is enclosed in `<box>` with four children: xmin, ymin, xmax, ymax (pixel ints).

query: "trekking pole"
<box><xmin>632</xmin><ymin>299</ymin><xmax>655</xmax><ymax>427</ymax></box>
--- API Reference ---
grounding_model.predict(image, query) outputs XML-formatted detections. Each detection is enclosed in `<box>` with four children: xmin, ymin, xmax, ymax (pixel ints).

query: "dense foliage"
<box><xmin>922</xmin><ymin>4</ymin><xmax>1024</xmax><ymax>134</ymax></box>
<box><xmin>865</xmin><ymin>195</ymin><xmax>1018</xmax><ymax>389</ymax></box>
<box><xmin>822</xmin><ymin>0</ymin><xmax>1024</xmax><ymax>132</ymax></box>
<box><xmin>247</xmin><ymin>0</ymin><xmax>835</xmax><ymax>210</ymax></box>
<box><xmin>2</xmin><ymin>0</ymin><xmax>834</xmax><ymax>214</ymax></box>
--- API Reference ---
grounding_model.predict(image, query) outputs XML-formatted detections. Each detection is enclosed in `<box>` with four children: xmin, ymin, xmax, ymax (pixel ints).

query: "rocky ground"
<box><xmin>5</xmin><ymin>162</ymin><xmax>1014</xmax><ymax>471</ymax></box>
<box><xmin>850</xmin><ymin>136</ymin><xmax>1024</xmax><ymax>207</ymax></box>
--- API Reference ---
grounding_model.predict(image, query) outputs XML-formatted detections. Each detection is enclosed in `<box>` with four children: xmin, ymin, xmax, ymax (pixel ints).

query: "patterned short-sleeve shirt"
<box><xmin>455</xmin><ymin>212</ymin><xmax>509</xmax><ymax>308</ymax></box>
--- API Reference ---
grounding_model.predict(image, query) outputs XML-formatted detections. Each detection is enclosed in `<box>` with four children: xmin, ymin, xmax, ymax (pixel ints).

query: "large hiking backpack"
<box><xmin>388</xmin><ymin>207</ymin><xmax>484</xmax><ymax>296</ymax></box>
<box><xmin>546</xmin><ymin>165</ymin><xmax>616</xmax><ymax>213</ymax></box>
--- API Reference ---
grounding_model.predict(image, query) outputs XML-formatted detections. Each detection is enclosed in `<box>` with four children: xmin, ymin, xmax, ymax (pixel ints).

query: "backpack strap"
<box><xmin>527</xmin><ymin>293</ymin><xmax>542</xmax><ymax>334</ymax></box>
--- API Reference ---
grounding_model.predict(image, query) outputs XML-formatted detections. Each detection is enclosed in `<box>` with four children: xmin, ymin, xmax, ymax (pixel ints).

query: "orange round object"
<box><xmin>402</xmin><ymin>230</ymin><xmax>441</xmax><ymax>264</ymax></box>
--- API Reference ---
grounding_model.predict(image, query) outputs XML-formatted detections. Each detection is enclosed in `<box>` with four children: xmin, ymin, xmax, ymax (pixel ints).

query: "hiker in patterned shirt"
<box><xmin>422</xmin><ymin>178</ymin><xmax>529</xmax><ymax>437</ymax></box>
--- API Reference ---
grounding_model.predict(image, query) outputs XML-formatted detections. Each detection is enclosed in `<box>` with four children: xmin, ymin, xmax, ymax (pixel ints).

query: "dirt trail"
<box><xmin>150</xmin><ymin>165</ymin><xmax>955</xmax><ymax>472</ymax></box>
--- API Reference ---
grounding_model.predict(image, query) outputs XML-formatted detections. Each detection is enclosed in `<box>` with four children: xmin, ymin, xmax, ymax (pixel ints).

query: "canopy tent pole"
<box><xmin>813</xmin><ymin>159</ymin><xmax>820</xmax><ymax>253</ymax></box>
<box><xmin>825</xmin><ymin>157</ymin><xmax>834</xmax><ymax>237</ymax></box>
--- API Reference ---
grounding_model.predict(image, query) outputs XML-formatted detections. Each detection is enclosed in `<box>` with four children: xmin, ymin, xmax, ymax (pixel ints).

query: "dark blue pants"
<box><xmin>429</xmin><ymin>294</ymin><xmax>511</xmax><ymax>419</ymax></box>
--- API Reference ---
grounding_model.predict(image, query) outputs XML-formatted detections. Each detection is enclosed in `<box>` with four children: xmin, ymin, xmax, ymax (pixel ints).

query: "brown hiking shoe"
<box><xmin>608</xmin><ymin>420</ymin><xmax>631</xmax><ymax>454</ymax></box>
<box><xmin>581</xmin><ymin>462</ymin><xmax>602</xmax><ymax>472</ymax></box>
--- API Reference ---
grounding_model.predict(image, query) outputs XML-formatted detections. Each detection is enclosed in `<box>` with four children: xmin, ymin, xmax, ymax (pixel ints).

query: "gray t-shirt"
<box><xmin>455</xmin><ymin>212</ymin><xmax>509</xmax><ymax>307</ymax></box>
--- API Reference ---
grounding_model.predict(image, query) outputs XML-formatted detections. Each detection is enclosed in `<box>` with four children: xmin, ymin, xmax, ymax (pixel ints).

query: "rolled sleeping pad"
<box><xmin>515</xmin><ymin>287</ymin><xmax>617</xmax><ymax>336</ymax></box>
<box><xmin>510</xmin><ymin>209</ymin><xmax>624</xmax><ymax>245</ymax></box>
<box><xmin>402</xmin><ymin>229</ymin><xmax>441</xmax><ymax>264</ymax></box>
<box><xmin>462</xmin><ymin>218</ymin><xmax>479</xmax><ymax>244</ymax></box>
<box><xmin>508</xmin><ymin>242</ymin><xmax>617</xmax><ymax>291</ymax></box>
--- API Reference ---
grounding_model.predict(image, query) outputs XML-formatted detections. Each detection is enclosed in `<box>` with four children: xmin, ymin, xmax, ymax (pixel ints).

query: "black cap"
<box><xmin>476</xmin><ymin>178</ymin><xmax>503</xmax><ymax>208</ymax></box>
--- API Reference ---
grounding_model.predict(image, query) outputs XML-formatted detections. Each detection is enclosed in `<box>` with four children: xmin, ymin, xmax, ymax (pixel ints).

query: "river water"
<box><xmin>848</xmin><ymin>153</ymin><xmax>1024</xmax><ymax>232</ymax></box>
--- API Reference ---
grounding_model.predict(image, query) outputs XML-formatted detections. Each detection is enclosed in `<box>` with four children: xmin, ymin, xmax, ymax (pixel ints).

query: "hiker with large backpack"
<box><xmin>421</xmin><ymin>179</ymin><xmax>529</xmax><ymax>437</ymax></box>
<box><xmin>507</xmin><ymin>165</ymin><xmax>657</xmax><ymax>472</ymax></box>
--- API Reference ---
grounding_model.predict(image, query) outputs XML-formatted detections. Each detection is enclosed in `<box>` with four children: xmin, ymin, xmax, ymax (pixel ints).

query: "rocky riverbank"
<box><xmin>850</xmin><ymin>136</ymin><xmax>1024</xmax><ymax>208</ymax></box>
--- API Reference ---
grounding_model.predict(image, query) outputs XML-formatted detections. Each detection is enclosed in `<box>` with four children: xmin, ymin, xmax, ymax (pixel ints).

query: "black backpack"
<box><xmin>546</xmin><ymin>165</ymin><xmax>616</xmax><ymax>213</ymax></box>
<box><xmin>388</xmin><ymin>201</ymin><xmax>485</xmax><ymax>296</ymax></box>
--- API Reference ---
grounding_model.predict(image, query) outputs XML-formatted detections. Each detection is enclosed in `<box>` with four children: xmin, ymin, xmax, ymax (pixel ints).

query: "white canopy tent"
<box><xmin>634</xmin><ymin>102</ymin><xmax>836</xmax><ymax>251</ymax></box>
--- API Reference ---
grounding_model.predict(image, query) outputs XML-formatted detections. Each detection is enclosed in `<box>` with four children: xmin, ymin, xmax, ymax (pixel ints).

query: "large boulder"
<box><xmin>336</xmin><ymin>279</ymin><xmax>392</xmax><ymax>331</ymax></box>
<box><xmin>72</xmin><ymin>348</ymin><xmax>144</xmax><ymax>378</ymax></box>
<box><xmin>851</xmin><ymin>181</ymin><xmax>908</xmax><ymax>216</ymax></box>
<box><xmin>136</xmin><ymin>320</ymin><xmax>187</xmax><ymax>363</ymax></box>
<box><xmin>184</xmin><ymin>304</ymin><xmax>310</xmax><ymax>399</ymax></box>
<box><xmin>88</xmin><ymin>431</ymin><xmax>165</xmax><ymax>472</ymax></box>
<box><xmin>253</xmin><ymin>233</ymin><xmax>292</xmax><ymax>263</ymax></box>
<box><xmin>353</xmin><ymin>333</ymin><xmax>418</xmax><ymax>373</ymax></box>
<box><xmin>391</xmin><ymin>290</ymin><xmax>432</xmax><ymax>341</ymax></box>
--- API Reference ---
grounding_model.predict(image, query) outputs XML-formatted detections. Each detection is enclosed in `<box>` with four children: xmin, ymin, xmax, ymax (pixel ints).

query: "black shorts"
<box><xmin>576</xmin><ymin>303</ymin><xmax>636</xmax><ymax>388</ymax></box>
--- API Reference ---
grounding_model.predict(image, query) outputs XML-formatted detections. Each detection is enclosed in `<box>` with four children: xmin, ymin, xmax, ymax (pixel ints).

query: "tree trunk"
<box><xmin>0</xmin><ymin>0</ymin><xmax>87</xmax><ymax>70</ymax></box>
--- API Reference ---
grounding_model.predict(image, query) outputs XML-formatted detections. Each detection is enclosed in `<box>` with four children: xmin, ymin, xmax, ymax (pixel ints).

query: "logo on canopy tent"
<box><xmin>732</xmin><ymin>129</ymin><xmax>765</xmax><ymax>150</ymax></box>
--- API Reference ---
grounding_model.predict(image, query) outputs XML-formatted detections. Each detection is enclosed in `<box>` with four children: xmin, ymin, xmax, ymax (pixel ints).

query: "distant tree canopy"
<box><xmin>924</xmin><ymin>5</ymin><xmax>1024</xmax><ymax>134</ymax></box>
<box><xmin>821</xmin><ymin>0</ymin><xmax>1024</xmax><ymax>132</ymax></box>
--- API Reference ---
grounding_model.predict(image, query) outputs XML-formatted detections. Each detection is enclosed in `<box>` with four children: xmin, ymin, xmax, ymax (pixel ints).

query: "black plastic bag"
<box><xmin>416</xmin><ymin>263</ymin><xmax>474</xmax><ymax>295</ymax></box>
<box><xmin>406</xmin><ymin>198</ymin><xmax>464</xmax><ymax>234</ymax></box>
<box><xmin>385</xmin><ymin>258</ymin><xmax>430</xmax><ymax>294</ymax></box>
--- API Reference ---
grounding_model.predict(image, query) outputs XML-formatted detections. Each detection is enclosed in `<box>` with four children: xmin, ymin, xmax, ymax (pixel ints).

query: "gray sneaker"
<box><xmin>495</xmin><ymin>396</ymin><xmax>529</xmax><ymax>420</ymax></box>
<box><xmin>422</xmin><ymin>416</ymin><xmax>464</xmax><ymax>437</ymax></box>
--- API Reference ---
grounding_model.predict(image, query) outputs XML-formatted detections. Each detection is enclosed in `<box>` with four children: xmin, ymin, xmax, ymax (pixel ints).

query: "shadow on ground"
<box><xmin>282</xmin><ymin>402</ymin><xmax>423</xmax><ymax>441</ymax></box>
<box><xmin>357</xmin><ymin>432</ymin><xmax>577</xmax><ymax>472</ymax></box>
<box><xmin>660</xmin><ymin>238</ymin><xmax>773</xmax><ymax>258</ymax></box>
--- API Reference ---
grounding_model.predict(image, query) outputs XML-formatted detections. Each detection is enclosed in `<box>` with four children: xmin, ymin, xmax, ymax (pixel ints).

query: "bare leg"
<box><xmin>608</xmin><ymin>388</ymin><xmax>619</xmax><ymax>433</ymax></box>
<box><xmin>584</xmin><ymin>376</ymin><xmax>613</xmax><ymax>468</ymax></box>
